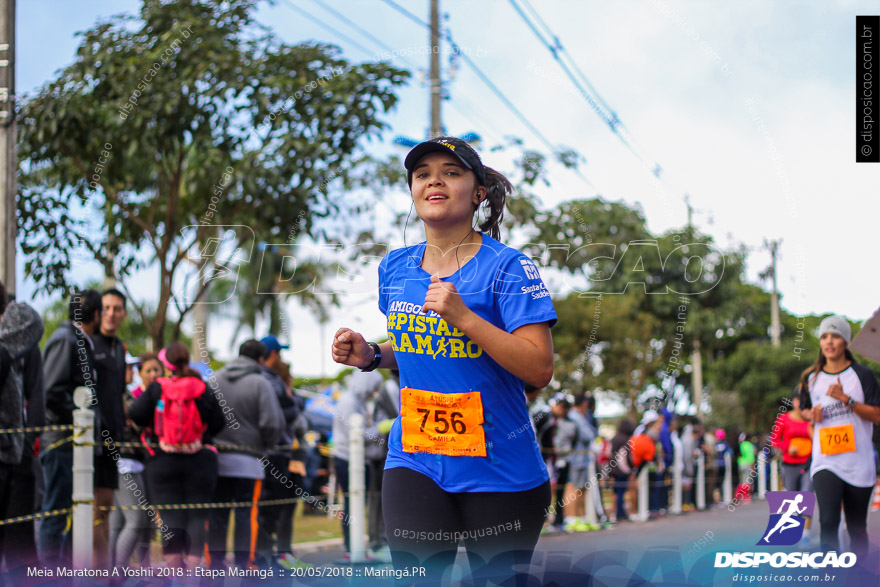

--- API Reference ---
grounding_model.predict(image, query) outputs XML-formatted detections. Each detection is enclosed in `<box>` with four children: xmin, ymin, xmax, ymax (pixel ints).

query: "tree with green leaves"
<box><xmin>529</xmin><ymin>195</ymin><xmax>751</xmax><ymax>414</ymax></box>
<box><xmin>18</xmin><ymin>0</ymin><xmax>408</xmax><ymax>349</ymax></box>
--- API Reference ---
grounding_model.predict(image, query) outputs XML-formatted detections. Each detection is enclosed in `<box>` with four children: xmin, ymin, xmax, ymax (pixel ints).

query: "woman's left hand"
<box><xmin>423</xmin><ymin>275</ymin><xmax>473</xmax><ymax>330</ymax></box>
<box><xmin>826</xmin><ymin>377</ymin><xmax>847</xmax><ymax>403</ymax></box>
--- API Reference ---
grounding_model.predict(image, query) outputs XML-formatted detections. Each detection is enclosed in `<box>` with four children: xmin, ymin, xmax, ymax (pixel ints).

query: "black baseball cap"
<box><xmin>404</xmin><ymin>136</ymin><xmax>487</xmax><ymax>188</ymax></box>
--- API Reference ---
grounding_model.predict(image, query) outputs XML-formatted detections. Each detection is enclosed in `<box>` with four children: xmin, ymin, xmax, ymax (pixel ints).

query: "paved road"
<box><xmin>298</xmin><ymin>501</ymin><xmax>880</xmax><ymax>586</ymax></box>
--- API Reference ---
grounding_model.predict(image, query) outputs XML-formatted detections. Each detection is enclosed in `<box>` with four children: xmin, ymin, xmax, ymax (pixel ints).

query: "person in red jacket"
<box><xmin>771</xmin><ymin>394</ymin><xmax>813</xmax><ymax>492</ymax></box>
<box><xmin>771</xmin><ymin>393</ymin><xmax>814</xmax><ymax>547</ymax></box>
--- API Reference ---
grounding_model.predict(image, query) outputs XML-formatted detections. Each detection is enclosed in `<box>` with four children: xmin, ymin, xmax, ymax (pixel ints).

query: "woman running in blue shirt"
<box><xmin>332</xmin><ymin>137</ymin><xmax>555</xmax><ymax>582</ymax></box>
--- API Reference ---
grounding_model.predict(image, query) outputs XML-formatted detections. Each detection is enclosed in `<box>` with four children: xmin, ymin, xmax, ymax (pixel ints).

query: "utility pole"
<box><xmin>765</xmin><ymin>239</ymin><xmax>782</xmax><ymax>347</ymax></box>
<box><xmin>692</xmin><ymin>341</ymin><xmax>703</xmax><ymax>417</ymax></box>
<box><xmin>429</xmin><ymin>0</ymin><xmax>442</xmax><ymax>137</ymax></box>
<box><xmin>0</xmin><ymin>0</ymin><xmax>14</xmax><ymax>294</ymax></box>
<box><xmin>683</xmin><ymin>194</ymin><xmax>704</xmax><ymax>416</ymax></box>
<box><xmin>684</xmin><ymin>193</ymin><xmax>693</xmax><ymax>232</ymax></box>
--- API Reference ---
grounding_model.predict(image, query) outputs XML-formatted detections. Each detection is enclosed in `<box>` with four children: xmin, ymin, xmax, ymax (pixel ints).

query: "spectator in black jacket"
<box><xmin>0</xmin><ymin>283</ymin><xmax>45</xmax><ymax>575</ymax></box>
<box><xmin>38</xmin><ymin>289</ymin><xmax>101</xmax><ymax>565</ymax></box>
<box><xmin>91</xmin><ymin>288</ymin><xmax>129</xmax><ymax>569</ymax></box>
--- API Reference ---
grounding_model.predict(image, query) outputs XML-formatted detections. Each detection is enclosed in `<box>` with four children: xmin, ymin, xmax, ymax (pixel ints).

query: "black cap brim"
<box><xmin>404</xmin><ymin>138</ymin><xmax>486</xmax><ymax>187</ymax></box>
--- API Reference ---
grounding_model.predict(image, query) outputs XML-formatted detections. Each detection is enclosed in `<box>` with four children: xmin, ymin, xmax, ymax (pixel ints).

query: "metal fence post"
<box><xmin>72</xmin><ymin>386</ymin><xmax>94</xmax><ymax>569</ymax></box>
<box><xmin>671</xmin><ymin>441</ymin><xmax>682</xmax><ymax>514</ymax></box>
<box><xmin>770</xmin><ymin>456</ymin><xmax>779</xmax><ymax>492</ymax></box>
<box><xmin>696</xmin><ymin>451</ymin><xmax>706</xmax><ymax>510</ymax></box>
<box><xmin>723</xmin><ymin>452</ymin><xmax>732</xmax><ymax>504</ymax></box>
<box><xmin>585</xmin><ymin>457</ymin><xmax>598</xmax><ymax>525</ymax></box>
<box><xmin>636</xmin><ymin>467</ymin><xmax>649</xmax><ymax>521</ymax></box>
<box><xmin>757</xmin><ymin>450</ymin><xmax>767</xmax><ymax>499</ymax></box>
<box><xmin>348</xmin><ymin>413</ymin><xmax>367</xmax><ymax>563</ymax></box>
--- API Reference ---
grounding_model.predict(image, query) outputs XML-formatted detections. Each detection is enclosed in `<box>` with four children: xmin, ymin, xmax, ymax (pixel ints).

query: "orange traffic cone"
<box><xmin>871</xmin><ymin>481</ymin><xmax>880</xmax><ymax>512</ymax></box>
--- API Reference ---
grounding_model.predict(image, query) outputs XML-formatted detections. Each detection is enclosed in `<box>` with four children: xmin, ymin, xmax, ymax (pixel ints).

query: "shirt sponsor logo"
<box><xmin>520</xmin><ymin>258</ymin><xmax>541</xmax><ymax>281</ymax></box>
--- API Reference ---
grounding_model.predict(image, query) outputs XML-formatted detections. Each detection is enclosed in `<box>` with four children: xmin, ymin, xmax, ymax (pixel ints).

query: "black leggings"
<box><xmin>812</xmin><ymin>469</ymin><xmax>873</xmax><ymax>557</ymax></box>
<box><xmin>553</xmin><ymin>463</ymin><xmax>569</xmax><ymax>527</ymax></box>
<box><xmin>145</xmin><ymin>449</ymin><xmax>217</xmax><ymax>557</ymax></box>
<box><xmin>383</xmin><ymin>467</ymin><xmax>549</xmax><ymax>585</ymax></box>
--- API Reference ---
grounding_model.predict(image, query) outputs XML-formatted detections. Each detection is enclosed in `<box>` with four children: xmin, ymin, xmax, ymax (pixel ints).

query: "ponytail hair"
<box><xmin>477</xmin><ymin>166</ymin><xmax>512</xmax><ymax>240</ymax></box>
<box><xmin>163</xmin><ymin>341</ymin><xmax>203</xmax><ymax>380</ymax></box>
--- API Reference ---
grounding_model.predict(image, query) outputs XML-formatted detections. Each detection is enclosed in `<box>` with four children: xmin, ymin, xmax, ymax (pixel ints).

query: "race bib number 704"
<box><xmin>401</xmin><ymin>387</ymin><xmax>486</xmax><ymax>457</ymax></box>
<box><xmin>819</xmin><ymin>424</ymin><xmax>856</xmax><ymax>456</ymax></box>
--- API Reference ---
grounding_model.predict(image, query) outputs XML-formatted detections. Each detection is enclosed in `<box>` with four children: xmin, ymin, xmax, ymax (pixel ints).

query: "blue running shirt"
<box><xmin>379</xmin><ymin>234</ymin><xmax>557</xmax><ymax>492</ymax></box>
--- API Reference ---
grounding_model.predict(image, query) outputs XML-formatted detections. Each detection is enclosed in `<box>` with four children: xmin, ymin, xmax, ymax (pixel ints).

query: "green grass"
<box><xmin>144</xmin><ymin>501</ymin><xmax>345</xmax><ymax>564</ymax></box>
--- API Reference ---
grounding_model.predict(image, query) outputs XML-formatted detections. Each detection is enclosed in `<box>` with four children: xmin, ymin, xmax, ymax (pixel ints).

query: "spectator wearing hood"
<box><xmin>256</xmin><ymin>335</ymin><xmax>308</xmax><ymax>570</ymax></box>
<box><xmin>331</xmin><ymin>370</ymin><xmax>386</xmax><ymax>559</ymax></box>
<box><xmin>0</xmin><ymin>285</ymin><xmax>45</xmax><ymax>574</ymax></box>
<box><xmin>39</xmin><ymin>289</ymin><xmax>101</xmax><ymax>565</ymax></box>
<box><xmin>208</xmin><ymin>340</ymin><xmax>284</xmax><ymax>570</ymax></box>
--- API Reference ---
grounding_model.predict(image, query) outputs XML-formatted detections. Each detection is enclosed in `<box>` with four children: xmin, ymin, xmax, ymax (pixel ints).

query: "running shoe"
<box><xmin>368</xmin><ymin>545</ymin><xmax>393</xmax><ymax>563</ymax></box>
<box><xmin>564</xmin><ymin>520</ymin><xmax>592</xmax><ymax>533</ymax></box>
<box><xmin>277</xmin><ymin>553</ymin><xmax>312</xmax><ymax>570</ymax></box>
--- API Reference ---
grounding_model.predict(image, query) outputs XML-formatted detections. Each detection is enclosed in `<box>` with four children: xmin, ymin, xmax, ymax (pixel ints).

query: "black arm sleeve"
<box><xmin>24</xmin><ymin>345</ymin><xmax>46</xmax><ymax>428</ymax></box>
<box><xmin>798</xmin><ymin>384</ymin><xmax>812</xmax><ymax>410</ymax></box>
<box><xmin>42</xmin><ymin>335</ymin><xmax>75</xmax><ymax>424</ymax></box>
<box><xmin>128</xmin><ymin>382</ymin><xmax>161</xmax><ymax>428</ymax></box>
<box><xmin>854</xmin><ymin>364</ymin><xmax>880</xmax><ymax>407</ymax></box>
<box><xmin>197</xmin><ymin>387</ymin><xmax>224</xmax><ymax>437</ymax></box>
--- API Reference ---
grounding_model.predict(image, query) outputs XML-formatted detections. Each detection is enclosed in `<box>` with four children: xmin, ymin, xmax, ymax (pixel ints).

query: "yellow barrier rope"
<box><xmin>0</xmin><ymin>424</ymin><xmax>74</xmax><ymax>434</ymax></box>
<box><xmin>0</xmin><ymin>508</ymin><xmax>73</xmax><ymax>527</ymax></box>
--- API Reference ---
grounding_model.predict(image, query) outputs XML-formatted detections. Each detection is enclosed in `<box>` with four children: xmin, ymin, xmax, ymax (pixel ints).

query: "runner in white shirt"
<box><xmin>799</xmin><ymin>316</ymin><xmax>880</xmax><ymax>557</ymax></box>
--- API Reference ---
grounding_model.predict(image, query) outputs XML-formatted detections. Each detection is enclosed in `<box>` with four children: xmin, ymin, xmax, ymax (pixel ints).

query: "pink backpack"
<box><xmin>154</xmin><ymin>377</ymin><xmax>207</xmax><ymax>454</ymax></box>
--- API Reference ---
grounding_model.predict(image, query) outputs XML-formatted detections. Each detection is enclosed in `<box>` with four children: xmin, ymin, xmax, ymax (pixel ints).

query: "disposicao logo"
<box><xmin>758</xmin><ymin>491</ymin><xmax>815</xmax><ymax>545</ymax></box>
<box><xmin>714</xmin><ymin>491</ymin><xmax>856</xmax><ymax>569</ymax></box>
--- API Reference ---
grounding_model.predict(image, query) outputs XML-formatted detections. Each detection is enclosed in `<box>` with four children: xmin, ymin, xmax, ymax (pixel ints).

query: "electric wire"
<box><xmin>308</xmin><ymin>0</ymin><xmax>420</xmax><ymax>69</ymax></box>
<box><xmin>378</xmin><ymin>0</ymin><xmax>596</xmax><ymax>189</ymax></box>
<box><xmin>279</xmin><ymin>0</ymin><xmax>376</xmax><ymax>58</ymax></box>
<box><xmin>509</xmin><ymin>0</ymin><xmax>663</xmax><ymax>178</ymax></box>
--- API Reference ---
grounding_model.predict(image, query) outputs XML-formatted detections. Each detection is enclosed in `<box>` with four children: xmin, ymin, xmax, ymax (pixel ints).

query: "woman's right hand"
<box><xmin>331</xmin><ymin>327</ymin><xmax>372</xmax><ymax>369</ymax></box>
<box><xmin>811</xmin><ymin>405</ymin><xmax>823</xmax><ymax>423</ymax></box>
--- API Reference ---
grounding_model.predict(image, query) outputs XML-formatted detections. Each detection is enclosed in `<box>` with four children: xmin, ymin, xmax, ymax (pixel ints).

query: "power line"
<box><xmin>307</xmin><ymin>0</ymin><xmax>419</xmax><ymax>68</ymax></box>
<box><xmin>378</xmin><ymin>0</ymin><xmax>596</xmax><ymax>189</ymax></box>
<box><xmin>278</xmin><ymin>0</ymin><xmax>376</xmax><ymax>59</ymax></box>
<box><xmin>509</xmin><ymin>0</ymin><xmax>663</xmax><ymax>178</ymax></box>
<box><xmin>377</xmin><ymin>0</ymin><xmax>552</xmax><ymax>151</ymax></box>
<box><xmin>378</xmin><ymin>0</ymin><xmax>431</xmax><ymax>30</ymax></box>
<box><xmin>307</xmin><ymin>0</ymin><xmax>500</xmax><ymax>141</ymax></box>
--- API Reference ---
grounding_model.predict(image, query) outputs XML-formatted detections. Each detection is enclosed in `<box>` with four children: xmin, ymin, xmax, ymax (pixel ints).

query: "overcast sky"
<box><xmin>17</xmin><ymin>1</ymin><xmax>880</xmax><ymax>377</ymax></box>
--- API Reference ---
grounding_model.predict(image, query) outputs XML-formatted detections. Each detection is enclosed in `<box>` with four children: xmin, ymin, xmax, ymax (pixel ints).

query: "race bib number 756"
<box><xmin>401</xmin><ymin>387</ymin><xmax>486</xmax><ymax>457</ymax></box>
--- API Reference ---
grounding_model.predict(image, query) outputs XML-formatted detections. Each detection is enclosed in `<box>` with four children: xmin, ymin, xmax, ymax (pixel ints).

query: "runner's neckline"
<box><xmin>411</xmin><ymin>232</ymin><xmax>487</xmax><ymax>280</ymax></box>
<box><xmin>820</xmin><ymin>363</ymin><xmax>853</xmax><ymax>376</ymax></box>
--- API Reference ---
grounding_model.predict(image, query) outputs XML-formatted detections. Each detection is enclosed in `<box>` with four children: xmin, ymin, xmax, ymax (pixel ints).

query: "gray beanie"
<box><xmin>817</xmin><ymin>315</ymin><xmax>851</xmax><ymax>345</ymax></box>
